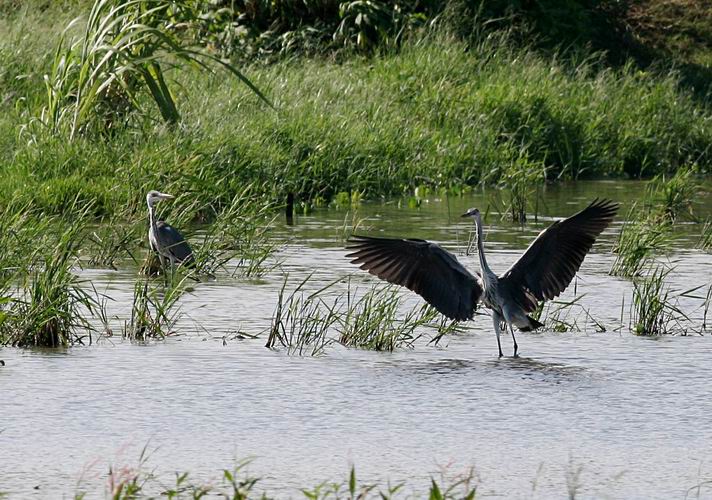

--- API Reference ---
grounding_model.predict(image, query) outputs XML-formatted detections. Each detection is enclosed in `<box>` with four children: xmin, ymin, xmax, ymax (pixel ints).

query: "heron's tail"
<box><xmin>519</xmin><ymin>315</ymin><xmax>544</xmax><ymax>332</ymax></box>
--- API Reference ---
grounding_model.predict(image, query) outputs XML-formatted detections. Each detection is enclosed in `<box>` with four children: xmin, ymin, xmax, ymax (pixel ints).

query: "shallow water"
<box><xmin>2</xmin><ymin>181</ymin><xmax>712</xmax><ymax>498</ymax></box>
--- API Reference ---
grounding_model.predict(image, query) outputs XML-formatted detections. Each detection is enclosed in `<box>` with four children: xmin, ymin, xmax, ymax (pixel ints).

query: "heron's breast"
<box><xmin>482</xmin><ymin>285</ymin><xmax>502</xmax><ymax>314</ymax></box>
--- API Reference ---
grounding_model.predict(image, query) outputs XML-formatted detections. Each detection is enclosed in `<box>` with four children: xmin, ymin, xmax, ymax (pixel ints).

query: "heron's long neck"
<box><xmin>148</xmin><ymin>203</ymin><xmax>158</xmax><ymax>231</ymax></box>
<box><xmin>475</xmin><ymin>216</ymin><xmax>494</xmax><ymax>280</ymax></box>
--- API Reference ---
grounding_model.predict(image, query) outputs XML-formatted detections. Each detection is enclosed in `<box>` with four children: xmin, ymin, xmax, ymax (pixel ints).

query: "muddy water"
<box><xmin>2</xmin><ymin>181</ymin><xmax>712</xmax><ymax>498</ymax></box>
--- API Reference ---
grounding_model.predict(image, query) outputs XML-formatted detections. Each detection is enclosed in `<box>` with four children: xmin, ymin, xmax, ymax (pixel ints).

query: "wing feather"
<box><xmin>346</xmin><ymin>235</ymin><xmax>483</xmax><ymax>321</ymax></box>
<box><xmin>499</xmin><ymin>198</ymin><xmax>618</xmax><ymax>312</ymax></box>
<box><xmin>155</xmin><ymin>221</ymin><xmax>195</xmax><ymax>267</ymax></box>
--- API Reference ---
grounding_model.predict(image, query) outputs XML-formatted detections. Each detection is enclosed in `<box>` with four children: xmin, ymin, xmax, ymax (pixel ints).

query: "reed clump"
<box><xmin>338</xmin><ymin>285</ymin><xmax>439</xmax><ymax>351</ymax></box>
<box><xmin>645</xmin><ymin>166</ymin><xmax>699</xmax><ymax>222</ymax></box>
<box><xmin>699</xmin><ymin>220</ymin><xmax>712</xmax><ymax>252</ymax></box>
<box><xmin>611</xmin><ymin>207</ymin><xmax>672</xmax><ymax>278</ymax></box>
<box><xmin>124</xmin><ymin>274</ymin><xmax>187</xmax><ymax>341</ymax></box>
<box><xmin>267</xmin><ymin>277</ymin><xmax>446</xmax><ymax>355</ymax></box>
<box><xmin>0</xmin><ymin>215</ymin><xmax>100</xmax><ymax>347</ymax></box>
<box><xmin>266</xmin><ymin>275</ymin><xmax>337</xmax><ymax>356</ymax></box>
<box><xmin>630</xmin><ymin>267</ymin><xmax>687</xmax><ymax>336</ymax></box>
<box><xmin>191</xmin><ymin>184</ymin><xmax>280</xmax><ymax>278</ymax></box>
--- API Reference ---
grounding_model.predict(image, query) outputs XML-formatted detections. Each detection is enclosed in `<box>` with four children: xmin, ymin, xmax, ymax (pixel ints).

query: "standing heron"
<box><xmin>346</xmin><ymin>199</ymin><xmax>618</xmax><ymax>357</ymax></box>
<box><xmin>146</xmin><ymin>190</ymin><xmax>195</xmax><ymax>268</ymax></box>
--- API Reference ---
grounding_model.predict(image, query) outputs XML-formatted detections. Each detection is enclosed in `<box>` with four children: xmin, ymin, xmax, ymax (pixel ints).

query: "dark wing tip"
<box><xmin>588</xmin><ymin>198</ymin><xmax>620</xmax><ymax>218</ymax></box>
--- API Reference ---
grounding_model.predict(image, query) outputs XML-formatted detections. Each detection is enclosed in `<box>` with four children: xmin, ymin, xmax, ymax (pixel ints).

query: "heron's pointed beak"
<box><xmin>159</xmin><ymin>193</ymin><xmax>175</xmax><ymax>201</ymax></box>
<box><xmin>461</xmin><ymin>212</ymin><xmax>470</xmax><ymax>218</ymax></box>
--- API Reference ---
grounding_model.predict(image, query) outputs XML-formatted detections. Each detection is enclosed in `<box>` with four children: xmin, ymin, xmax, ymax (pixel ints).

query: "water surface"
<box><xmin>2</xmin><ymin>181</ymin><xmax>712</xmax><ymax>498</ymax></box>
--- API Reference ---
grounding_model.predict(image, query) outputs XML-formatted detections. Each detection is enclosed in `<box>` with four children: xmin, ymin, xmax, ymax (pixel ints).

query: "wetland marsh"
<box><xmin>2</xmin><ymin>182</ymin><xmax>712</xmax><ymax>498</ymax></box>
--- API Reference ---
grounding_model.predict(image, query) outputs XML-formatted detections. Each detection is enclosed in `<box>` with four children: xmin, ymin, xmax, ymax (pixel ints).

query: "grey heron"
<box><xmin>346</xmin><ymin>198</ymin><xmax>618</xmax><ymax>357</ymax></box>
<box><xmin>146</xmin><ymin>190</ymin><xmax>194</xmax><ymax>268</ymax></box>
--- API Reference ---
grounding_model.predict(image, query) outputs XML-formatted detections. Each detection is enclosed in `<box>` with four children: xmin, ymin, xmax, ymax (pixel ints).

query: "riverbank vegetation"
<box><xmin>1</xmin><ymin>1</ymin><xmax>711</xmax><ymax>220</ymax></box>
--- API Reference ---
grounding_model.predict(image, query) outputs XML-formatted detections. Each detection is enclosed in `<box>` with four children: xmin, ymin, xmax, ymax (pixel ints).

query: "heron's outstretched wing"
<box><xmin>499</xmin><ymin>198</ymin><xmax>618</xmax><ymax>312</ymax></box>
<box><xmin>346</xmin><ymin>235</ymin><xmax>483</xmax><ymax>321</ymax></box>
<box><xmin>155</xmin><ymin>221</ymin><xmax>195</xmax><ymax>267</ymax></box>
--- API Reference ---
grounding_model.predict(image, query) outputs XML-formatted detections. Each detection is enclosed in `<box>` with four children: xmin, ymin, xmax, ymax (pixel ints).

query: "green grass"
<box><xmin>611</xmin><ymin>206</ymin><xmax>673</xmax><ymax>278</ymax></box>
<box><xmin>337</xmin><ymin>284</ymin><xmax>439</xmax><ymax>351</ymax></box>
<box><xmin>267</xmin><ymin>277</ymin><xmax>447</xmax><ymax>354</ymax></box>
<box><xmin>630</xmin><ymin>266</ymin><xmax>687</xmax><ymax>336</ymax></box>
<box><xmin>1</xmin><ymin>4</ymin><xmax>711</xmax><ymax>219</ymax></box>
<box><xmin>0</xmin><ymin>210</ymin><xmax>101</xmax><ymax>347</ymax></box>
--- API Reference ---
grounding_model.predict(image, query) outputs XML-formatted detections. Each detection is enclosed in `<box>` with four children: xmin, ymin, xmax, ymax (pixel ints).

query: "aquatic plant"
<box><xmin>267</xmin><ymin>276</ymin><xmax>447</xmax><ymax>355</ymax></box>
<box><xmin>85</xmin><ymin>217</ymin><xmax>144</xmax><ymax>269</ymax></box>
<box><xmin>124</xmin><ymin>274</ymin><xmax>187</xmax><ymax>341</ymax></box>
<box><xmin>492</xmin><ymin>153</ymin><xmax>546</xmax><ymax>223</ymax></box>
<box><xmin>192</xmin><ymin>185</ymin><xmax>280</xmax><ymax>278</ymax></box>
<box><xmin>536</xmin><ymin>294</ymin><xmax>607</xmax><ymax>333</ymax></box>
<box><xmin>337</xmin><ymin>285</ymin><xmax>439</xmax><ymax>351</ymax></box>
<box><xmin>699</xmin><ymin>220</ymin><xmax>712</xmax><ymax>252</ymax></box>
<box><xmin>0</xmin><ymin>216</ymin><xmax>100</xmax><ymax>347</ymax></box>
<box><xmin>75</xmin><ymin>448</ymin><xmax>479</xmax><ymax>499</ymax></box>
<box><xmin>646</xmin><ymin>165</ymin><xmax>699</xmax><ymax>221</ymax></box>
<box><xmin>38</xmin><ymin>0</ymin><xmax>270</xmax><ymax>139</ymax></box>
<box><xmin>630</xmin><ymin>267</ymin><xmax>687</xmax><ymax>336</ymax></box>
<box><xmin>266</xmin><ymin>275</ymin><xmax>338</xmax><ymax>356</ymax></box>
<box><xmin>611</xmin><ymin>207</ymin><xmax>671</xmax><ymax>278</ymax></box>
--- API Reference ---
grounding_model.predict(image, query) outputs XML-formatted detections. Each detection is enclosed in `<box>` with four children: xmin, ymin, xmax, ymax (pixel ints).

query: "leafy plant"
<box><xmin>39</xmin><ymin>0</ymin><xmax>270</xmax><ymax>139</ymax></box>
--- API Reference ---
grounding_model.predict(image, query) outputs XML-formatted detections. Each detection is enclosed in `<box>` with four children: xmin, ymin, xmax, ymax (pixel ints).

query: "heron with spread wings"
<box><xmin>346</xmin><ymin>199</ymin><xmax>618</xmax><ymax>357</ymax></box>
<box><xmin>146</xmin><ymin>190</ymin><xmax>195</xmax><ymax>269</ymax></box>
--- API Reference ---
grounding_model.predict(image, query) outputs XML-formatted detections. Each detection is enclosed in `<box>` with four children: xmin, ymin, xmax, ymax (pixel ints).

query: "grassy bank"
<box><xmin>0</xmin><ymin>3</ymin><xmax>711</xmax><ymax>219</ymax></box>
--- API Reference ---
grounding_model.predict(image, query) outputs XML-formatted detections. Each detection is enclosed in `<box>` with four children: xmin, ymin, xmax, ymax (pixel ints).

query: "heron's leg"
<box><xmin>502</xmin><ymin>309</ymin><xmax>519</xmax><ymax>358</ymax></box>
<box><xmin>508</xmin><ymin>321</ymin><xmax>519</xmax><ymax>358</ymax></box>
<box><xmin>492</xmin><ymin>311</ymin><xmax>503</xmax><ymax>358</ymax></box>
